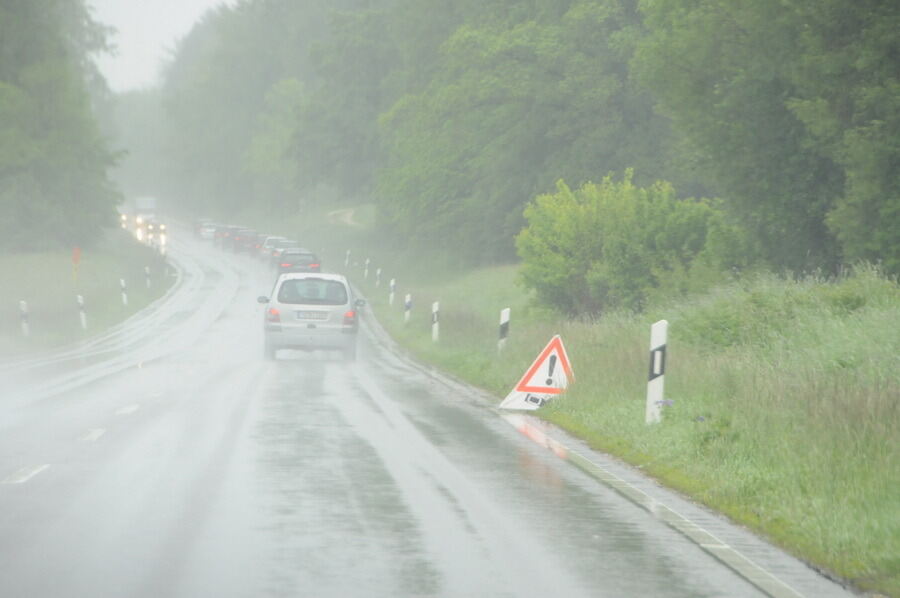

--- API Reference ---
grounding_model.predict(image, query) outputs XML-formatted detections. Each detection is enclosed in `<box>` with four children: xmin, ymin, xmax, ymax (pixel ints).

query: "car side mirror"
<box><xmin>355</xmin><ymin>299</ymin><xmax>366</xmax><ymax>308</ymax></box>
<box><xmin>257</xmin><ymin>296</ymin><xmax>269</xmax><ymax>304</ymax></box>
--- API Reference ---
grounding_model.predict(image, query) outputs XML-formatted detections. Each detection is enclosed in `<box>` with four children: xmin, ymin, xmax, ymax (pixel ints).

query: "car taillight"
<box><xmin>267</xmin><ymin>308</ymin><xmax>281</xmax><ymax>323</ymax></box>
<box><xmin>280</xmin><ymin>263</ymin><xmax>291</xmax><ymax>268</ymax></box>
<box><xmin>343</xmin><ymin>310</ymin><xmax>356</xmax><ymax>326</ymax></box>
<box><xmin>309</xmin><ymin>263</ymin><xmax>320</xmax><ymax>269</ymax></box>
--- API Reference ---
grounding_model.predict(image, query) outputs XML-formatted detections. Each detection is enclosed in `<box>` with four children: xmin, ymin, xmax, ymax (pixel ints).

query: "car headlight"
<box><xmin>136</xmin><ymin>217</ymin><xmax>143</xmax><ymax>225</ymax></box>
<box><xmin>160</xmin><ymin>224</ymin><xmax>167</xmax><ymax>231</ymax></box>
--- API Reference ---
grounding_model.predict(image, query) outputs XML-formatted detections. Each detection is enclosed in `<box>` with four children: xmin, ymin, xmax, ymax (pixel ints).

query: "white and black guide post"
<box><xmin>498</xmin><ymin>307</ymin><xmax>511</xmax><ymax>352</ymax></box>
<box><xmin>19</xmin><ymin>300</ymin><xmax>29</xmax><ymax>337</ymax></box>
<box><xmin>364</xmin><ymin>258</ymin><xmax>370</xmax><ymax>280</ymax></box>
<box><xmin>345</xmin><ymin>249</ymin><xmax>351</xmax><ymax>268</ymax></box>
<box><xmin>77</xmin><ymin>295</ymin><xmax>87</xmax><ymax>330</ymax></box>
<box><xmin>389</xmin><ymin>278</ymin><xmax>396</xmax><ymax>306</ymax></box>
<box><xmin>431</xmin><ymin>301</ymin><xmax>440</xmax><ymax>342</ymax></box>
<box><xmin>404</xmin><ymin>293</ymin><xmax>412</xmax><ymax>323</ymax></box>
<box><xmin>375</xmin><ymin>268</ymin><xmax>382</xmax><ymax>288</ymax></box>
<box><xmin>120</xmin><ymin>278</ymin><xmax>128</xmax><ymax>306</ymax></box>
<box><xmin>645</xmin><ymin>319</ymin><xmax>668</xmax><ymax>424</ymax></box>
<box><xmin>145</xmin><ymin>266</ymin><xmax>151</xmax><ymax>289</ymax></box>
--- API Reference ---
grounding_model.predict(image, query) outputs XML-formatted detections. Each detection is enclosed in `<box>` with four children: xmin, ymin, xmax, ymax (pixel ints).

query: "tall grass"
<box><xmin>358</xmin><ymin>263</ymin><xmax>900</xmax><ymax>596</ymax></box>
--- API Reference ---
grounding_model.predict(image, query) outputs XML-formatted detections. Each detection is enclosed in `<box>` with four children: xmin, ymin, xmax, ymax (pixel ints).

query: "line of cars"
<box><xmin>193</xmin><ymin>220</ymin><xmax>323</xmax><ymax>274</ymax></box>
<box><xmin>192</xmin><ymin>218</ymin><xmax>364</xmax><ymax>361</ymax></box>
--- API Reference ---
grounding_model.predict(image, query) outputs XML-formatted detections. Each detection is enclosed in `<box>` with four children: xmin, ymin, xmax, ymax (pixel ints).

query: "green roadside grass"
<box><xmin>0</xmin><ymin>229</ymin><xmax>174</xmax><ymax>358</ymax></box>
<box><xmin>233</xmin><ymin>206</ymin><xmax>898</xmax><ymax>595</ymax></box>
<box><xmin>353</xmin><ymin>262</ymin><xmax>899</xmax><ymax>597</ymax></box>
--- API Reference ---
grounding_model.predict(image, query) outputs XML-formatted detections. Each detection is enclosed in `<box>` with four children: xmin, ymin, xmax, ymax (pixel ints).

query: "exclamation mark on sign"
<box><xmin>546</xmin><ymin>354</ymin><xmax>557</xmax><ymax>386</ymax></box>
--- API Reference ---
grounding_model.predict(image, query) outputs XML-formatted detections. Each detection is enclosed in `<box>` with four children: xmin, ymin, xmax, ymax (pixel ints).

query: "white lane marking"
<box><xmin>79</xmin><ymin>428</ymin><xmax>106</xmax><ymax>442</ymax></box>
<box><xmin>2</xmin><ymin>464</ymin><xmax>51</xmax><ymax>484</ymax></box>
<box><xmin>116</xmin><ymin>404</ymin><xmax>140</xmax><ymax>415</ymax></box>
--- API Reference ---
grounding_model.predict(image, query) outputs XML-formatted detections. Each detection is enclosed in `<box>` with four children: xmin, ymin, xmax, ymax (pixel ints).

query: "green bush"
<box><xmin>516</xmin><ymin>170</ymin><xmax>716</xmax><ymax>315</ymax></box>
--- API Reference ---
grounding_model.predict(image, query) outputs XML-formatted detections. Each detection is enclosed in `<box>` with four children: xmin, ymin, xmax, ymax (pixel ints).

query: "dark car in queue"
<box><xmin>199</xmin><ymin>222</ymin><xmax>217</xmax><ymax>240</ymax></box>
<box><xmin>276</xmin><ymin>248</ymin><xmax>321</xmax><ymax>274</ymax></box>
<box><xmin>193</xmin><ymin>217</ymin><xmax>212</xmax><ymax>237</ymax></box>
<box><xmin>248</xmin><ymin>232</ymin><xmax>268</xmax><ymax>254</ymax></box>
<box><xmin>268</xmin><ymin>239</ymin><xmax>300</xmax><ymax>266</ymax></box>
<box><xmin>231</xmin><ymin>228</ymin><xmax>257</xmax><ymax>252</ymax></box>
<box><xmin>217</xmin><ymin>224</ymin><xmax>243</xmax><ymax>248</ymax></box>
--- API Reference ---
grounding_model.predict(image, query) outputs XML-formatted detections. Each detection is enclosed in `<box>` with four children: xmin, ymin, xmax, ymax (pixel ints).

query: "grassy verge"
<box><xmin>355</xmin><ymin>262</ymin><xmax>898</xmax><ymax>596</ymax></box>
<box><xmin>0</xmin><ymin>229</ymin><xmax>174</xmax><ymax>358</ymax></box>
<box><xmin>233</xmin><ymin>206</ymin><xmax>899</xmax><ymax>595</ymax></box>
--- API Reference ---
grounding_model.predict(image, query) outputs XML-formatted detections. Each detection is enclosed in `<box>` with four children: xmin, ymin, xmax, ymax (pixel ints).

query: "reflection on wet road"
<box><xmin>0</xmin><ymin>237</ymin><xmax>851</xmax><ymax>597</ymax></box>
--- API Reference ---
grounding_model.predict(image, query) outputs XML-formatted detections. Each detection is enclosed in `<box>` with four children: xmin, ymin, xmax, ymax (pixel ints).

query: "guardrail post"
<box><xmin>432</xmin><ymin>301</ymin><xmax>440</xmax><ymax>342</ymax></box>
<box><xmin>120</xmin><ymin>278</ymin><xmax>128</xmax><ymax>306</ymax></box>
<box><xmin>145</xmin><ymin>266</ymin><xmax>151</xmax><ymax>289</ymax></box>
<box><xmin>389</xmin><ymin>279</ymin><xmax>396</xmax><ymax>306</ymax></box>
<box><xmin>646</xmin><ymin>320</ymin><xmax>668</xmax><ymax>424</ymax></box>
<box><xmin>404</xmin><ymin>294</ymin><xmax>412</xmax><ymax>324</ymax></box>
<box><xmin>375</xmin><ymin>268</ymin><xmax>382</xmax><ymax>288</ymax></box>
<box><xmin>345</xmin><ymin>249</ymin><xmax>350</xmax><ymax>268</ymax></box>
<box><xmin>498</xmin><ymin>307</ymin><xmax>510</xmax><ymax>352</ymax></box>
<box><xmin>77</xmin><ymin>295</ymin><xmax>87</xmax><ymax>330</ymax></box>
<box><xmin>19</xmin><ymin>300</ymin><xmax>29</xmax><ymax>337</ymax></box>
<box><xmin>364</xmin><ymin>258</ymin><xmax>370</xmax><ymax>280</ymax></box>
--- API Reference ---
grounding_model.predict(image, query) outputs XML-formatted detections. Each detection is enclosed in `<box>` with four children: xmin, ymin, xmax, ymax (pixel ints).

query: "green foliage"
<box><xmin>783</xmin><ymin>1</ymin><xmax>900</xmax><ymax>274</ymax></box>
<box><xmin>125</xmin><ymin>0</ymin><xmax>898</xmax><ymax>278</ymax></box>
<box><xmin>0</xmin><ymin>0</ymin><xmax>119</xmax><ymax>250</ymax></box>
<box><xmin>378</xmin><ymin>1</ymin><xmax>681</xmax><ymax>261</ymax></box>
<box><xmin>516</xmin><ymin>171</ymin><xmax>715</xmax><ymax>314</ymax></box>
<box><xmin>633</xmin><ymin>0</ymin><xmax>844</xmax><ymax>272</ymax></box>
<box><xmin>634</xmin><ymin>0</ymin><xmax>900</xmax><ymax>275</ymax></box>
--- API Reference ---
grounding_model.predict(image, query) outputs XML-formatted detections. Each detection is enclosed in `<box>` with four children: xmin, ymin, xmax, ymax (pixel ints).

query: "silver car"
<box><xmin>258</xmin><ymin>273</ymin><xmax>364</xmax><ymax>361</ymax></box>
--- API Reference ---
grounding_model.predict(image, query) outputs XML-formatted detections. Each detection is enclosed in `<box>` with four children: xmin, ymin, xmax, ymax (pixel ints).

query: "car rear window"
<box><xmin>278</xmin><ymin>279</ymin><xmax>347</xmax><ymax>305</ymax></box>
<box><xmin>286</xmin><ymin>254</ymin><xmax>317</xmax><ymax>264</ymax></box>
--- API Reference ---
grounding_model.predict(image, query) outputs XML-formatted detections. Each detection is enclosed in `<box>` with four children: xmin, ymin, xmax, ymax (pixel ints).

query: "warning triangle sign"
<box><xmin>499</xmin><ymin>335</ymin><xmax>574</xmax><ymax>410</ymax></box>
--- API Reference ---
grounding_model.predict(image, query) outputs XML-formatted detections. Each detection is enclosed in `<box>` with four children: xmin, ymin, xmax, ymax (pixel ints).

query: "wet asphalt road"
<box><xmin>0</xmin><ymin>236</ymin><xmax>854</xmax><ymax>597</ymax></box>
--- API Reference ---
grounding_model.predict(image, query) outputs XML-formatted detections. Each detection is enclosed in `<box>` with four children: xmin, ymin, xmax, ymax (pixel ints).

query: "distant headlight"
<box><xmin>120</xmin><ymin>214</ymin><xmax>127</xmax><ymax>221</ymax></box>
<box><xmin>160</xmin><ymin>224</ymin><xmax>167</xmax><ymax>231</ymax></box>
<box><xmin>136</xmin><ymin>217</ymin><xmax>144</xmax><ymax>225</ymax></box>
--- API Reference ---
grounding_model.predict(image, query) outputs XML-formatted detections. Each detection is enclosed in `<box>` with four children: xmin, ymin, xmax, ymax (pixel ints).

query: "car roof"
<box><xmin>277</xmin><ymin>272</ymin><xmax>346</xmax><ymax>283</ymax></box>
<box><xmin>282</xmin><ymin>247</ymin><xmax>314</xmax><ymax>254</ymax></box>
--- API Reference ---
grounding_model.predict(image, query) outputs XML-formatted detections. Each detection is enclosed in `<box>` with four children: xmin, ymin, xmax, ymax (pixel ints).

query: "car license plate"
<box><xmin>295</xmin><ymin>311</ymin><xmax>327</xmax><ymax>320</ymax></box>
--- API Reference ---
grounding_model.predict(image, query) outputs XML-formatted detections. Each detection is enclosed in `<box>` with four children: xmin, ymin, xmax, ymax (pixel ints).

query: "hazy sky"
<box><xmin>89</xmin><ymin>0</ymin><xmax>234</xmax><ymax>92</ymax></box>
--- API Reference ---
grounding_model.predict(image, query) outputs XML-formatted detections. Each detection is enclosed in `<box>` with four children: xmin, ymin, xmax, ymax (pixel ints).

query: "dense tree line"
<box><xmin>0</xmin><ymin>0</ymin><xmax>119</xmax><ymax>250</ymax></box>
<box><xmin>118</xmin><ymin>0</ymin><xmax>898</xmax><ymax>292</ymax></box>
